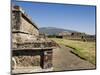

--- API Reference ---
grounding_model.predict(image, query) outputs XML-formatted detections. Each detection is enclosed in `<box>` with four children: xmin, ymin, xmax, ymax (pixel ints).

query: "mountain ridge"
<box><xmin>39</xmin><ymin>27</ymin><xmax>78</xmax><ymax>35</ymax></box>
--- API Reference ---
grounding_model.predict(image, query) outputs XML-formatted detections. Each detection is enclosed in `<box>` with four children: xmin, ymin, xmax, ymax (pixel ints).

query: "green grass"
<box><xmin>50</xmin><ymin>38</ymin><xmax>96</xmax><ymax>65</ymax></box>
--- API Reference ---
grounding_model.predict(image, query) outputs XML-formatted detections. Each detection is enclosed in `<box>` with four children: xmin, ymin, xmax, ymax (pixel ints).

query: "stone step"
<box><xmin>12</xmin><ymin>66</ymin><xmax>53</xmax><ymax>74</ymax></box>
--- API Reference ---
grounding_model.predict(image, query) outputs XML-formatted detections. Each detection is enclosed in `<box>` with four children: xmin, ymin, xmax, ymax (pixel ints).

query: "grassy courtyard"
<box><xmin>50</xmin><ymin>38</ymin><xmax>96</xmax><ymax>65</ymax></box>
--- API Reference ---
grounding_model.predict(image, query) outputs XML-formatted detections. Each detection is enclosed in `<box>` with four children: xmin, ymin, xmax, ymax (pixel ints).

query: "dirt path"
<box><xmin>53</xmin><ymin>45</ymin><xmax>95</xmax><ymax>71</ymax></box>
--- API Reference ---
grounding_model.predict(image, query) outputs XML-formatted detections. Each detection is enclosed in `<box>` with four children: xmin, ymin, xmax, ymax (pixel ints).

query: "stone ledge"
<box><xmin>12</xmin><ymin>66</ymin><xmax>53</xmax><ymax>74</ymax></box>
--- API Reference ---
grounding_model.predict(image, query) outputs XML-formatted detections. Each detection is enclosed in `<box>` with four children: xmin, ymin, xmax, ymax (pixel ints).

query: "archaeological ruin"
<box><xmin>11</xmin><ymin>6</ymin><xmax>56</xmax><ymax>73</ymax></box>
<box><xmin>56</xmin><ymin>32</ymin><xmax>95</xmax><ymax>42</ymax></box>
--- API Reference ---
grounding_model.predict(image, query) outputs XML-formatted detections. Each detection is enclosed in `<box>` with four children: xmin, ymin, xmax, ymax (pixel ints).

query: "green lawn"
<box><xmin>50</xmin><ymin>38</ymin><xmax>96</xmax><ymax>65</ymax></box>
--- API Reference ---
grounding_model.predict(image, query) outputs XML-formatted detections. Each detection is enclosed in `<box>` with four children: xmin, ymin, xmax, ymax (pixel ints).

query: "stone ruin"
<box><xmin>57</xmin><ymin>32</ymin><xmax>95</xmax><ymax>42</ymax></box>
<box><xmin>11</xmin><ymin>6</ymin><xmax>56</xmax><ymax>72</ymax></box>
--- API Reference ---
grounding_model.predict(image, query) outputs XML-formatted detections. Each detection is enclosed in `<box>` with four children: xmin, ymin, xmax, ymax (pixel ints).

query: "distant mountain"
<box><xmin>39</xmin><ymin>27</ymin><xmax>77</xmax><ymax>35</ymax></box>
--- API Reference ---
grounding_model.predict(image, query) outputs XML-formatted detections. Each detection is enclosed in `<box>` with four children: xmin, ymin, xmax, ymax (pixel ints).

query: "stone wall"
<box><xmin>13</xmin><ymin>56</ymin><xmax>40</xmax><ymax>67</ymax></box>
<box><xmin>12</xmin><ymin>6</ymin><xmax>54</xmax><ymax>70</ymax></box>
<box><xmin>12</xmin><ymin>49</ymin><xmax>53</xmax><ymax>69</ymax></box>
<box><xmin>20</xmin><ymin>15</ymin><xmax>39</xmax><ymax>36</ymax></box>
<box><xmin>12</xmin><ymin>11</ymin><xmax>21</xmax><ymax>31</ymax></box>
<box><xmin>12</xmin><ymin>6</ymin><xmax>39</xmax><ymax>48</ymax></box>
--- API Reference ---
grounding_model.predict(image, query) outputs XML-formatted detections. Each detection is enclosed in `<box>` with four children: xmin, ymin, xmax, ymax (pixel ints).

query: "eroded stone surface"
<box><xmin>12</xmin><ymin>6</ymin><xmax>54</xmax><ymax>72</ymax></box>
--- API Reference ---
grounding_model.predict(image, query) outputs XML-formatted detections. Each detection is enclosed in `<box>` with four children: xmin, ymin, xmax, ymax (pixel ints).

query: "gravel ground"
<box><xmin>53</xmin><ymin>45</ymin><xmax>95</xmax><ymax>71</ymax></box>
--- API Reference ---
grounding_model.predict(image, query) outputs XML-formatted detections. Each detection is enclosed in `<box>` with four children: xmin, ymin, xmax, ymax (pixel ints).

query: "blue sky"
<box><xmin>12</xmin><ymin>0</ymin><xmax>96</xmax><ymax>35</ymax></box>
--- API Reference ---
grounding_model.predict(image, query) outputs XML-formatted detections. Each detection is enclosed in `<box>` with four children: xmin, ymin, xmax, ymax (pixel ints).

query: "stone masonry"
<box><xmin>12</xmin><ymin>6</ymin><xmax>55</xmax><ymax>72</ymax></box>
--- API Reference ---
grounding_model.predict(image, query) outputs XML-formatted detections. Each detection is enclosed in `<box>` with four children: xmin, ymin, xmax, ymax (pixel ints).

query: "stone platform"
<box><xmin>12</xmin><ymin>66</ymin><xmax>53</xmax><ymax>74</ymax></box>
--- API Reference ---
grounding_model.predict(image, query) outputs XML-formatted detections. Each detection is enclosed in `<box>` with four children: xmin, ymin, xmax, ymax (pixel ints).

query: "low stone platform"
<box><xmin>12</xmin><ymin>66</ymin><xmax>53</xmax><ymax>74</ymax></box>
